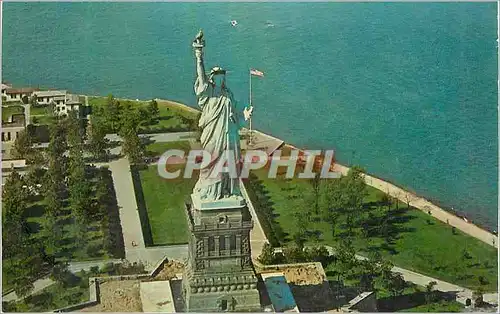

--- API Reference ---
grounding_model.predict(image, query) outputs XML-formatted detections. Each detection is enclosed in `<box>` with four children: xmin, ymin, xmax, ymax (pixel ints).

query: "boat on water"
<box><xmin>230</xmin><ymin>20</ymin><xmax>238</xmax><ymax>27</ymax></box>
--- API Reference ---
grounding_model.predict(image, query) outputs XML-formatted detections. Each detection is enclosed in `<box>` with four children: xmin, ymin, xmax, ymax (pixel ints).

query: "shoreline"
<box><xmin>86</xmin><ymin>95</ymin><xmax>498</xmax><ymax>248</ymax></box>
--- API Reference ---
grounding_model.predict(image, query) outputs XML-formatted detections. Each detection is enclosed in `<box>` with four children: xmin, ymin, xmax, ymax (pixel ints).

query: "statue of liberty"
<box><xmin>191</xmin><ymin>30</ymin><xmax>253</xmax><ymax>204</ymax></box>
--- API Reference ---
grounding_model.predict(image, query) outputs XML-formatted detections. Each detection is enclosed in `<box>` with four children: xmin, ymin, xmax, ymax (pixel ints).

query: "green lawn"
<box><xmin>88</xmin><ymin>97</ymin><xmax>199</xmax><ymax>133</ymax></box>
<box><xmin>136</xmin><ymin>164</ymin><xmax>196</xmax><ymax>245</ymax></box>
<box><xmin>31</xmin><ymin>114</ymin><xmax>54</xmax><ymax>125</ymax></box>
<box><xmin>2</xmin><ymin>105</ymin><xmax>24</xmax><ymax>122</ymax></box>
<box><xmin>399</xmin><ymin>301</ymin><xmax>464</xmax><ymax>312</ymax></box>
<box><xmin>145</xmin><ymin>140</ymin><xmax>192</xmax><ymax>157</ymax></box>
<box><xmin>30</xmin><ymin>106</ymin><xmax>50</xmax><ymax>116</ymax></box>
<box><xmin>246</xmin><ymin>168</ymin><xmax>498</xmax><ymax>291</ymax></box>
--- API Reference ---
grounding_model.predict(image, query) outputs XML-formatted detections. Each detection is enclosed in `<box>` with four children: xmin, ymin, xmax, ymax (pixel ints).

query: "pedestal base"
<box><xmin>182</xmin><ymin>197</ymin><xmax>261</xmax><ymax>312</ymax></box>
<box><xmin>183</xmin><ymin>271</ymin><xmax>261</xmax><ymax>312</ymax></box>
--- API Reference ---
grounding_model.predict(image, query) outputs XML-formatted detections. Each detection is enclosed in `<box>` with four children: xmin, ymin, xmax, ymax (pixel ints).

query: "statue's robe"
<box><xmin>193</xmin><ymin>77</ymin><xmax>243</xmax><ymax>201</ymax></box>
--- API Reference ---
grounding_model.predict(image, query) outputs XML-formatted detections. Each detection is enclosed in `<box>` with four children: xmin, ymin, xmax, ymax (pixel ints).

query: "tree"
<box><xmin>404</xmin><ymin>193</ymin><xmax>415</xmax><ymax>209</ymax></box>
<box><xmin>386</xmin><ymin>272</ymin><xmax>406</xmax><ymax>296</ymax></box>
<box><xmin>380</xmin><ymin>193</ymin><xmax>392</xmax><ymax>211</ymax></box>
<box><xmin>65</xmin><ymin>110</ymin><xmax>84</xmax><ymax>149</ymax></box>
<box><xmin>148</xmin><ymin>99</ymin><xmax>159</xmax><ymax>119</ymax></box>
<box><xmin>3</xmin><ymin>168</ymin><xmax>29</xmax><ymax>219</ymax></box>
<box><xmin>425</xmin><ymin>281</ymin><xmax>438</xmax><ymax>305</ymax></box>
<box><xmin>292</xmin><ymin>211</ymin><xmax>308</xmax><ymax>248</ymax></box>
<box><xmin>49</xmin><ymin>262</ymin><xmax>71</xmax><ymax>286</ymax></box>
<box><xmin>322</xmin><ymin>178</ymin><xmax>342</xmax><ymax>238</ymax></box>
<box><xmin>306</xmin><ymin>245</ymin><xmax>330</xmax><ymax>267</ymax></box>
<box><xmin>323</xmin><ymin>166</ymin><xmax>367</xmax><ymax>240</ymax></box>
<box><xmin>473</xmin><ymin>288</ymin><xmax>484</xmax><ymax>308</ymax></box>
<box><xmin>39</xmin><ymin>211</ymin><xmax>63</xmax><ymax>258</ymax></box>
<box><xmin>258</xmin><ymin>242</ymin><xmax>276</xmax><ymax>265</ymax></box>
<box><xmin>342</xmin><ymin>166</ymin><xmax>367</xmax><ymax>237</ymax></box>
<box><xmin>30</xmin><ymin>93</ymin><xmax>38</xmax><ymax>106</ymax></box>
<box><xmin>87</xmin><ymin>115</ymin><xmax>109</xmax><ymax>161</ymax></box>
<box><xmin>11</xmin><ymin>129</ymin><xmax>33</xmax><ymax>159</ymax></box>
<box><xmin>2</xmin><ymin>169</ymin><xmax>44</xmax><ymax>298</ymax></box>
<box><xmin>309</xmin><ymin>171</ymin><xmax>322</xmax><ymax>215</ymax></box>
<box><xmin>335</xmin><ymin>240</ymin><xmax>358</xmax><ymax>282</ymax></box>
<box><xmin>65</xmin><ymin>113</ymin><xmax>93</xmax><ymax>223</ymax></box>
<box><xmin>43</xmin><ymin>173</ymin><xmax>64</xmax><ymax>215</ymax></box>
<box><xmin>122</xmin><ymin>131</ymin><xmax>144</xmax><ymax>164</ymax></box>
<box><xmin>103</xmin><ymin>94</ymin><xmax>121</xmax><ymax>132</ymax></box>
<box><xmin>138</xmin><ymin>107</ymin><xmax>152</xmax><ymax>125</ymax></box>
<box><xmin>283</xmin><ymin>244</ymin><xmax>307</xmax><ymax>263</ymax></box>
<box><xmin>478</xmin><ymin>275</ymin><xmax>488</xmax><ymax>286</ymax></box>
<box><xmin>118</xmin><ymin>101</ymin><xmax>145</xmax><ymax>164</ymax></box>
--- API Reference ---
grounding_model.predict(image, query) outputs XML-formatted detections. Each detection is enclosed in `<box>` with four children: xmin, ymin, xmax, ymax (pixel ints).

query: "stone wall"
<box><xmin>342</xmin><ymin>291</ymin><xmax>378</xmax><ymax>312</ymax></box>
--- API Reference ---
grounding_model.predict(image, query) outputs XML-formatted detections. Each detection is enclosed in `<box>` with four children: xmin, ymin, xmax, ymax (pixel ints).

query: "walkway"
<box><xmin>240</xmin><ymin>178</ymin><xmax>268</xmax><ymax>260</ymax></box>
<box><xmin>105</xmin><ymin>131</ymin><xmax>196</xmax><ymax>144</ymax></box>
<box><xmin>106</xmin><ymin>132</ymin><xmax>196</xmax><ymax>268</ymax></box>
<box><xmin>108</xmin><ymin>158</ymin><xmax>146</xmax><ymax>264</ymax></box>
<box><xmin>331</xmin><ymin>163</ymin><xmax>498</xmax><ymax>248</ymax></box>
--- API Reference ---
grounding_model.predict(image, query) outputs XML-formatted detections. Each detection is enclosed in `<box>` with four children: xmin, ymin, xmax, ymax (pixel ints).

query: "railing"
<box><xmin>192</xmin><ymin>221</ymin><xmax>253</xmax><ymax>231</ymax></box>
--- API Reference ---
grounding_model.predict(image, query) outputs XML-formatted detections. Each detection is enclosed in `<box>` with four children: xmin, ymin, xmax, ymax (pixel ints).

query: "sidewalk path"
<box><xmin>108</xmin><ymin>158</ymin><xmax>145</xmax><ymax>262</ymax></box>
<box><xmin>2</xmin><ymin>278</ymin><xmax>54</xmax><ymax>302</ymax></box>
<box><xmin>240</xmin><ymin>178</ymin><xmax>268</xmax><ymax>260</ymax></box>
<box><xmin>331</xmin><ymin>163</ymin><xmax>498</xmax><ymax>248</ymax></box>
<box><xmin>67</xmin><ymin>259</ymin><xmax>123</xmax><ymax>273</ymax></box>
<box><xmin>105</xmin><ymin>131</ymin><xmax>196</xmax><ymax>144</ymax></box>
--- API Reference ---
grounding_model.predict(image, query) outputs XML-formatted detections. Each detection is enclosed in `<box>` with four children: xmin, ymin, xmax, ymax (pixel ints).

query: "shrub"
<box><xmin>89</xmin><ymin>266</ymin><xmax>99</xmax><ymax>275</ymax></box>
<box><xmin>101</xmin><ymin>262</ymin><xmax>116</xmax><ymax>275</ymax></box>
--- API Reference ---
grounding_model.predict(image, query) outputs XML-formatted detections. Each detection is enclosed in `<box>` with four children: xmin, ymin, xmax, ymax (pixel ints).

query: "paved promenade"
<box><xmin>239</xmin><ymin>178</ymin><xmax>268</xmax><ymax>260</ymax></box>
<box><xmin>108</xmin><ymin>158</ymin><xmax>146</xmax><ymax>262</ymax></box>
<box><xmin>331</xmin><ymin>163</ymin><xmax>498</xmax><ymax>248</ymax></box>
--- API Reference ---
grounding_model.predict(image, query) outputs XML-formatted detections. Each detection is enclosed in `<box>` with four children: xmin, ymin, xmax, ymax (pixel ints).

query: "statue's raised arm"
<box><xmin>192</xmin><ymin>29</ymin><xmax>207</xmax><ymax>88</ymax></box>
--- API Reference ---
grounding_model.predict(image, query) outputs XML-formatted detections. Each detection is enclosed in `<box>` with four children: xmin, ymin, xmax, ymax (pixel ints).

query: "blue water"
<box><xmin>2</xmin><ymin>3</ymin><xmax>498</xmax><ymax>228</ymax></box>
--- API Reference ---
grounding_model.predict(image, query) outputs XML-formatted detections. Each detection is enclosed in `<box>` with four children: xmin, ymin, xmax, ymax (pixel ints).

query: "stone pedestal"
<box><xmin>182</xmin><ymin>194</ymin><xmax>261</xmax><ymax>312</ymax></box>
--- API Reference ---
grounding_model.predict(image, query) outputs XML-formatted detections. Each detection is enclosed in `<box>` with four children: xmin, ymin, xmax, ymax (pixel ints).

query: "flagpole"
<box><xmin>249</xmin><ymin>69</ymin><xmax>253</xmax><ymax>146</ymax></box>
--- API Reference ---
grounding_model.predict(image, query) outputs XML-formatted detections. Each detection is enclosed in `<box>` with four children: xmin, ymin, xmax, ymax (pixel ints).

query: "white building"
<box><xmin>1</xmin><ymin>83</ymin><xmax>12</xmax><ymax>97</ymax></box>
<box><xmin>2</xmin><ymin>84</ymin><xmax>87</xmax><ymax>118</ymax></box>
<box><xmin>55</xmin><ymin>93</ymin><xmax>83</xmax><ymax>116</ymax></box>
<box><xmin>33</xmin><ymin>90</ymin><xmax>67</xmax><ymax>105</ymax></box>
<box><xmin>3</xmin><ymin>87</ymin><xmax>38</xmax><ymax>102</ymax></box>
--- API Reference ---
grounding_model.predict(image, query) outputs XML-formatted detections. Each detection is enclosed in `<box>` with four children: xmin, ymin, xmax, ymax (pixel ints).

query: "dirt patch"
<box><xmin>81</xmin><ymin>280</ymin><xmax>142</xmax><ymax>312</ymax></box>
<box><xmin>282</xmin><ymin>264</ymin><xmax>326</xmax><ymax>285</ymax></box>
<box><xmin>152</xmin><ymin>260</ymin><xmax>185</xmax><ymax>281</ymax></box>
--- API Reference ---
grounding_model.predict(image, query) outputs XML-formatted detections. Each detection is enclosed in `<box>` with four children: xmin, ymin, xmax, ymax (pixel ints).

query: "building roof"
<box><xmin>1</xmin><ymin>83</ymin><xmax>12</xmax><ymax>90</ymax></box>
<box><xmin>66</xmin><ymin>94</ymin><xmax>82</xmax><ymax>105</ymax></box>
<box><xmin>261</xmin><ymin>273</ymin><xmax>299</xmax><ymax>313</ymax></box>
<box><xmin>34</xmin><ymin>90</ymin><xmax>66</xmax><ymax>97</ymax></box>
<box><xmin>5</xmin><ymin>87</ymin><xmax>38</xmax><ymax>94</ymax></box>
<box><xmin>5</xmin><ymin>113</ymin><xmax>26</xmax><ymax>126</ymax></box>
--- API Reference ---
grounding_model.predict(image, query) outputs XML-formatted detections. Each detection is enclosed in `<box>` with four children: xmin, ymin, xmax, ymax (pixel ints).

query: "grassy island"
<box><xmin>244</xmin><ymin>167</ymin><xmax>497</xmax><ymax>291</ymax></box>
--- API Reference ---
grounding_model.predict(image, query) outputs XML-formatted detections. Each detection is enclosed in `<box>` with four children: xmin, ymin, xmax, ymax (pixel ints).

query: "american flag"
<box><xmin>250</xmin><ymin>69</ymin><xmax>264</xmax><ymax>77</ymax></box>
